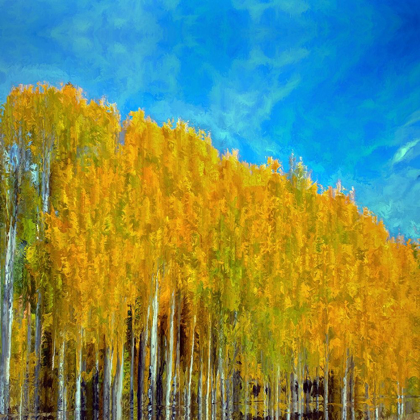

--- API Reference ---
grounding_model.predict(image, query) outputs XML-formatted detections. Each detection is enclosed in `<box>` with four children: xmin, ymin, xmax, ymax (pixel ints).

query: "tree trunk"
<box><xmin>112</xmin><ymin>346</ymin><xmax>124</xmax><ymax>420</ymax></box>
<box><xmin>186</xmin><ymin>315</ymin><xmax>196</xmax><ymax>419</ymax></box>
<box><xmin>148</xmin><ymin>274</ymin><xmax>159</xmax><ymax>419</ymax></box>
<box><xmin>22</xmin><ymin>303</ymin><xmax>32</xmax><ymax>418</ymax></box>
<box><xmin>324</xmin><ymin>335</ymin><xmax>329</xmax><ymax>420</ymax></box>
<box><xmin>198</xmin><ymin>347</ymin><xmax>203</xmax><ymax>420</ymax></box>
<box><xmin>74</xmin><ymin>329</ymin><xmax>83</xmax><ymax>420</ymax></box>
<box><xmin>244</xmin><ymin>372</ymin><xmax>249</xmax><ymax>420</ymax></box>
<box><xmin>130</xmin><ymin>314</ymin><xmax>135</xmax><ymax>420</ymax></box>
<box><xmin>33</xmin><ymin>289</ymin><xmax>43</xmax><ymax>416</ymax></box>
<box><xmin>103</xmin><ymin>345</ymin><xmax>113</xmax><ymax>419</ymax></box>
<box><xmin>206</xmin><ymin>325</ymin><xmax>212</xmax><ymax>420</ymax></box>
<box><xmin>57</xmin><ymin>340</ymin><xmax>66</xmax><ymax>420</ymax></box>
<box><xmin>166</xmin><ymin>291</ymin><xmax>175</xmax><ymax>420</ymax></box>
<box><xmin>0</xmin><ymin>220</ymin><xmax>17</xmax><ymax>414</ymax></box>
<box><xmin>276</xmin><ymin>366</ymin><xmax>280</xmax><ymax>420</ymax></box>
<box><xmin>211</xmin><ymin>367</ymin><xmax>216</xmax><ymax>420</ymax></box>
<box><xmin>138</xmin><ymin>330</ymin><xmax>146</xmax><ymax>420</ymax></box>
<box><xmin>286</xmin><ymin>372</ymin><xmax>291</xmax><ymax>420</ymax></box>
<box><xmin>173</xmin><ymin>292</ymin><xmax>182</xmax><ymax>420</ymax></box>
<box><xmin>93</xmin><ymin>355</ymin><xmax>100</xmax><ymax>420</ymax></box>
<box><xmin>397</xmin><ymin>382</ymin><xmax>403</xmax><ymax>420</ymax></box>
<box><xmin>342</xmin><ymin>350</ymin><xmax>349</xmax><ymax>420</ymax></box>
<box><xmin>315</xmin><ymin>367</ymin><xmax>320</xmax><ymax>419</ymax></box>
<box><xmin>349</xmin><ymin>357</ymin><xmax>355</xmax><ymax>420</ymax></box>
<box><xmin>218</xmin><ymin>348</ymin><xmax>226</xmax><ymax>420</ymax></box>
<box><xmin>365</xmin><ymin>383</ymin><xmax>370</xmax><ymax>420</ymax></box>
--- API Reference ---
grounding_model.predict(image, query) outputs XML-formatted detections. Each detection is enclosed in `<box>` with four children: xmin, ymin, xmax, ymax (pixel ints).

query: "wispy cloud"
<box><xmin>392</xmin><ymin>138</ymin><xmax>420</xmax><ymax>165</ymax></box>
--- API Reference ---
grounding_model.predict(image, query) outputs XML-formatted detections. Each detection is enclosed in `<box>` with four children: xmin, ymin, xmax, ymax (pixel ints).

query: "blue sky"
<box><xmin>1</xmin><ymin>0</ymin><xmax>420</xmax><ymax>238</ymax></box>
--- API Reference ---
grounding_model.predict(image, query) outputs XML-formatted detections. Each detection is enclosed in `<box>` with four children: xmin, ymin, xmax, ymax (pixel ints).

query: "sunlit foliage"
<box><xmin>0</xmin><ymin>84</ymin><xmax>418</xmax><ymax>419</ymax></box>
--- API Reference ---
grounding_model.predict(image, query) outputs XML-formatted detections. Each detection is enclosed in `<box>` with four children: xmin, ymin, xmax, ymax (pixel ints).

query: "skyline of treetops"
<box><xmin>0</xmin><ymin>83</ymin><xmax>418</xmax><ymax>419</ymax></box>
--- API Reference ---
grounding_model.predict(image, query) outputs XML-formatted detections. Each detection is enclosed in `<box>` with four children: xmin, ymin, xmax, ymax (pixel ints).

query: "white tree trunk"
<box><xmin>74</xmin><ymin>330</ymin><xmax>83</xmax><ymax>420</ymax></box>
<box><xmin>57</xmin><ymin>340</ymin><xmax>66</xmax><ymax>420</ymax></box>
<box><xmin>218</xmin><ymin>348</ymin><xmax>226</xmax><ymax>420</ymax></box>
<box><xmin>165</xmin><ymin>291</ymin><xmax>175</xmax><ymax>420</ymax></box>
<box><xmin>397</xmin><ymin>382</ymin><xmax>404</xmax><ymax>420</ymax></box>
<box><xmin>0</xmin><ymin>220</ymin><xmax>17</xmax><ymax>414</ymax></box>
<box><xmin>186</xmin><ymin>315</ymin><xmax>196</xmax><ymax>419</ymax></box>
<box><xmin>149</xmin><ymin>273</ymin><xmax>159</xmax><ymax>418</ymax></box>
<box><xmin>205</xmin><ymin>325</ymin><xmax>212</xmax><ymax>420</ymax></box>
<box><xmin>112</xmin><ymin>346</ymin><xmax>124</xmax><ymax>420</ymax></box>
<box><xmin>198</xmin><ymin>348</ymin><xmax>203</xmax><ymax>419</ymax></box>
<box><xmin>263</xmin><ymin>380</ymin><xmax>268</xmax><ymax>419</ymax></box>
<box><xmin>342</xmin><ymin>351</ymin><xmax>349</xmax><ymax>420</ymax></box>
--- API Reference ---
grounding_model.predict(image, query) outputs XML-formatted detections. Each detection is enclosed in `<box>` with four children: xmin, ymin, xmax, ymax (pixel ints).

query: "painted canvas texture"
<box><xmin>0</xmin><ymin>0</ymin><xmax>419</xmax><ymax>419</ymax></box>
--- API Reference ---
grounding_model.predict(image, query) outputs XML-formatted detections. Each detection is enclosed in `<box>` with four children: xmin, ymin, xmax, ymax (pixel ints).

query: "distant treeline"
<box><xmin>0</xmin><ymin>84</ymin><xmax>418</xmax><ymax>419</ymax></box>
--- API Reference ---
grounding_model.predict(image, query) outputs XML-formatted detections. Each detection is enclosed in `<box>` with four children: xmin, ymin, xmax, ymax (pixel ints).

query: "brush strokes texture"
<box><xmin>0</xmin><ymin>84</ymin><xmax>418</xmax><ymax>418</ymax></box>
<box><xmin>0</xmin><ymin>0</ymin><xmax>420</xmax><ymax>237</ymax></box>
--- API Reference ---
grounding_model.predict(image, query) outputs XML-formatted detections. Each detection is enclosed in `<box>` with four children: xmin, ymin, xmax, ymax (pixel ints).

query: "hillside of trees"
<box><xmin>0</xmin><ymin>83</ymin><xmax>418</xmax><ymax>419</ymax></box>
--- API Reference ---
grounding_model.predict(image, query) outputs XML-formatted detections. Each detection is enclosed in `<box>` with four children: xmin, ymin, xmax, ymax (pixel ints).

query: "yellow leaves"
<box><xmin>2</xmin><ymin>83</ymin><xmax>419</xmax><ymax>407</ymax></box>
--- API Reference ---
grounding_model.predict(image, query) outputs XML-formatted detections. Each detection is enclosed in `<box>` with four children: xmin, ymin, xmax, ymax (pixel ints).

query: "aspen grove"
<box><xmin>0</xmin><ymin>84</ymin><xmax>419</xmax><ymax>419</ymax></box>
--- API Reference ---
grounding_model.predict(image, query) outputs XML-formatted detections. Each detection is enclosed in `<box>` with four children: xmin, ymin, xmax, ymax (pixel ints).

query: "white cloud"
<box><xmin>392</xmin><ymin>138</ymin><xmax>420</xmax><ymax>165</ymax></box>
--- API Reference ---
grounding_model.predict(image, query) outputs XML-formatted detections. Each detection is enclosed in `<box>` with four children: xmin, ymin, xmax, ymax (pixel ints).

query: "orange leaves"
<box><xmin>2</xmin><ymin>84</ymin><xmax>419</xmax><ymax>409</ymax></box>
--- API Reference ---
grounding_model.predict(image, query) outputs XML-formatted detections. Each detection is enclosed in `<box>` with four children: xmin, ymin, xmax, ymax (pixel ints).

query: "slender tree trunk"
<box><xmin>81</xmin><ymin>359</ymin><xmax>87</xmax><ymax>419</ymax></box>
<box><xmin>244</xmin><ymin>370</ymin><xmax>249</xmax><ymax>420</ymax></box>
<box><xmin>130</xmin><ymin>314</ymin><xmax>135</xmax><ymax>420</ymax></box>
<box><xmin>103</xmin><ymin>345</ymin><xmax>113</xmax><ymax>419</ymax></box>
<box><xmin>227</xmin><ymin>373</ymin><xmax>233</xmax><ymax>419</ymax></box>
<box><xmin>138</xmin><ymin>330</ymin><xmax>146</xmax><ymax>420</ymax></box>
<box><xmin>263</xmin><ymin>380</ymin><xmax>268</xmax><ymax>419</ymax></box>
<box><xmin>140</xmin><ymin>303</ymin><xmax>151</xmax><ymax>419</ymax></box>
<box><xmin>57</xmin><ymin>340</ymin><xmax>66</xmax><ymax>420</ymax></box>
<box><xmin>21</xmin><ymin>303</ymin><xmax>31</xmax><ymax>418</ymax></box>
<box><xmin>397</xmin><ymin>382</ymin><xmax>404</xmax><ymax>420</ymax></box>
<box><xmin>324</xmin><ymin>335</ymin><xmax>329</xmax><ymax>420</ymax></box>
<box><xmin>186</xmin><ymin>315</ymin><xmax>196</xmax><ymax>419</ymax></box>
<box><xmin>315</xmin><ymin>367</ymin><xmax>320</xmax><ymax>419</ymax></box>
<box><xmin>287</xmin><ymin>372</ymin><xmax>291</xmax><ymax>420</ymax></box>
<box><xmin>198</xmin><ymin>346</ymin><xmax>203</xmax><ymax>420</ymax></box>
<box><xmin>350</xmin><ymin>357</ymin><xmax>355</xmax><ymax>420</ymax></box>
<box><xmin>218</xmin><ymin>348</ymin><xmax>226</xmax><ymax>420</ymax></box>
<box><xmin>166</xmin><ymin>291</ymin><xmax>175</xmax><ymax>420</ymax></box>
<box><xmin>172</xmin><ymin>293</ymin><xmax>181</xmax><ymax>420</ymax></box>
<box><xmin>156</xmin><ymin>335</ymin><xmax>165</xmax><ymax>420</ymax></box>
<box><xmin>305</xmin><ymin>376</ymin><xmax>311</xmax><ymax>418</ymax></box>
<box><xmin>93</xmin><ymin>355</ymin><xmax>99</xmax><ymax>420</ymax></box>
<box><xmin>291</xmin><ymin>370</ymin><xmax>298</xmax><ymax>417</ymax></box>
<box><xmin>112</xmin><ymin>346</ymin><xmax>124</xmax><ymax>420</ymax></box>
<box><xmin>298</xmin><ymin>355</ymin><xmax>303</xmax><ymax>418</ymax></box>
<box><xmin>365</xmin><ymin>383</ymin><xmax>370</xmax><ymax>420</ymax></box>
<box><xmin>206</xmin><ymin>325</ymin><xmax>212</xmax><ymax>420</ymax></box>
<box><xmin>342</xmin><ymin>350</ymin><xmax>349</xmax><ymax>420</ymax></box>
<box><xmin>33</xmin><ymin>289</ymin><xmax>43</xmax><ymax>416</ymax></box>
<box><xmin>211</xmin><ymin>366</ymin><xmax>216</xmax><ymax>420</ymax></box>
<box><xmin>148</xmin><ymin>274</ymin><xmax>159</xmax><ymax>419</ymax></box>
<box><xmin>275</xmin><ymin>366</ymin><xmax>280</xmax><ymax>420</ymax></box>
<box><xmin>75</xmin><ymin>329</ymin><xmax>83</xmax><ymax>420</ymax></box>
<box><xmin>0</xmin><ymin>220</ymin><xmax>17</xmax><ymax>414</ymax></box>
<box><xmin>373</xmin><ymin>384</ymin><xmax>378</xmax><ymax>420</ymax></box>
